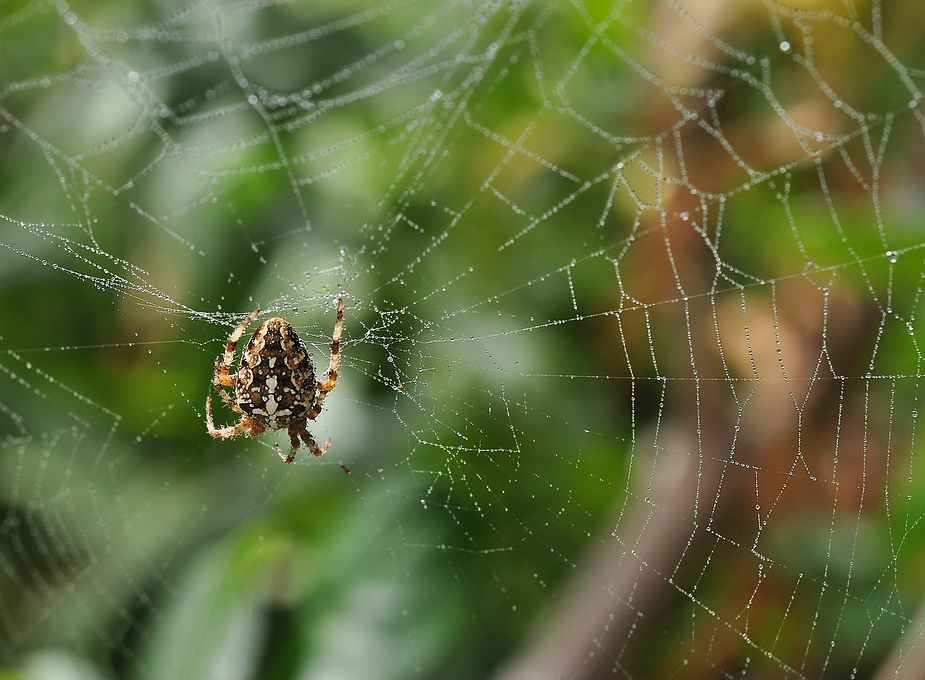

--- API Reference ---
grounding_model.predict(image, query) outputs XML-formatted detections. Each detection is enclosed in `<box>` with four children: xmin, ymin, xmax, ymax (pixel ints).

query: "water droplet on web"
<box><xmin>886</xmin><ymin>250</ymin><xmax>898</xmax><ymax>263</ymax></box>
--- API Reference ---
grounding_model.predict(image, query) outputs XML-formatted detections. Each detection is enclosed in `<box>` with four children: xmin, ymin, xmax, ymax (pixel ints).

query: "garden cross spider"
<box><xmin>206</xmin><ymin>298</ymin><xmax>344</xmax><ymax>464</ymax></box>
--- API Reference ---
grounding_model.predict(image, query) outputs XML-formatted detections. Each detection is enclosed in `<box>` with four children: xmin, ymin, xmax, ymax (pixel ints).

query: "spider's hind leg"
<box><xmin>316</xmin><ymin>297</ymin><xmax>344</xmax><ymax>396</ymax></box>
<box><xmin>214</xmin><ymin>308</ymin><xmax>262</xmax><ymax>388</ymax></box>
<box><xmin>212</xmin><ymin>357</ymin><xmax>244</xmax><ymax>414</ymax></box>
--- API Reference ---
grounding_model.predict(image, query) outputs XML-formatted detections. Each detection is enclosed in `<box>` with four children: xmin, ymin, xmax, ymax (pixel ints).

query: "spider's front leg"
<box><xmin>276</xmin><ymin>421</ymin><xmax>331</xmax><ymax>464</ymax></box>
<box><xmin>206</xmin><ymin>395</ymin><xmax>250</xmax><ymax>439</ymax></box>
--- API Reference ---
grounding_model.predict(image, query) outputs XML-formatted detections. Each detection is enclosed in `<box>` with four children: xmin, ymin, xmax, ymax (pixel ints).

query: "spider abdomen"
<box><xmin>234</xmin><ymin>317</ymin><xmax>316</xmax><ymax>430</ymax></box>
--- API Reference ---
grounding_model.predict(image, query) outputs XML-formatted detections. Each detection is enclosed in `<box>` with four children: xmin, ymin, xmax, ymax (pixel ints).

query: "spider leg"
<box><xmin>210</xmin><ymin>308</ymin><xmax>260</xmax><ymax>421</ymax></box>
<box><xmin>275</xmin><ymin>422</ymin><xmax>329</xmax><ymax>464</ymax></box>
<box><xmin>307</xmin><ymin>297</ymin><xmax>344</xmax><ymax>419</ymax></box>
<box><xmin>212</xmin><ymin>357</ymin><xmax>245</xmax><ymax>414</ymax></box>
<box><xmin>317</xmin><ymin>297</ymin><xmax>343</xmax><ymax>395</ymax></box>
<box><xmin>280</xmin><ymin>420</ymin><xmax>331</xmax><ymax>463</ymax></box>
<box><xmin>300</xmin><ymin>428</ymin><xmax>331</xmax><ymax>458</ymax></box>
<box><xmin>206</xmin><ymin>395</ymin><xmax>250</xmax><ymax>439</ymax></box>
<box><xmin>214</xmin><ymin>307</ymin><xmax>262</xmax><ymax>388</ymax></box>
<box><xmin>275</xmin><ymin>440</ymin><xmax>296</xmax><ymax>464</ymax></box>
<box><xmin>278</xmin><ymin>426</ymin><xmax>302</xmax><ymax>464</ymax></box>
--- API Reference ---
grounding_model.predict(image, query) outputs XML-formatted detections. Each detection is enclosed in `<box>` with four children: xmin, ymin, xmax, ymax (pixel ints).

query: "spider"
<box><xmin>206</xmin><ymin>298</ymin><xmax>344</xmax><ymax>464</ymax></box>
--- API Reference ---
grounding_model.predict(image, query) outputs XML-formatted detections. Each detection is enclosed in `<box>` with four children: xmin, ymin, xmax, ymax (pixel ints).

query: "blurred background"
<box><xmin>1</xmin><ymin>0</ymin><xmax>925</xmax><ymax>678</ymax></box>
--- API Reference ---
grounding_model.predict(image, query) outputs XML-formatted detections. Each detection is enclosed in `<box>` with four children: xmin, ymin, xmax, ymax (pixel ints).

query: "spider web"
<box><xmin>1</xmin><ymin>0</ymin><xmax>925</xmax><ymax>677</ymax></box>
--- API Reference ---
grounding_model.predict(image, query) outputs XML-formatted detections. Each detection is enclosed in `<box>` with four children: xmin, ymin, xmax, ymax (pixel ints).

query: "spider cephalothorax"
<box><xmin>206</xmin><ymin>298</ymin><xmax>343</xmax><ymax>463</ymax></box>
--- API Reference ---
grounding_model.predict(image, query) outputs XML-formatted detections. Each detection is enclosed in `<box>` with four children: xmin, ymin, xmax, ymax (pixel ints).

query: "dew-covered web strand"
<box><xmin>1</xmin><ymin>1</ymin><xmax>925</xmax><ymax>677</ymax></box>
